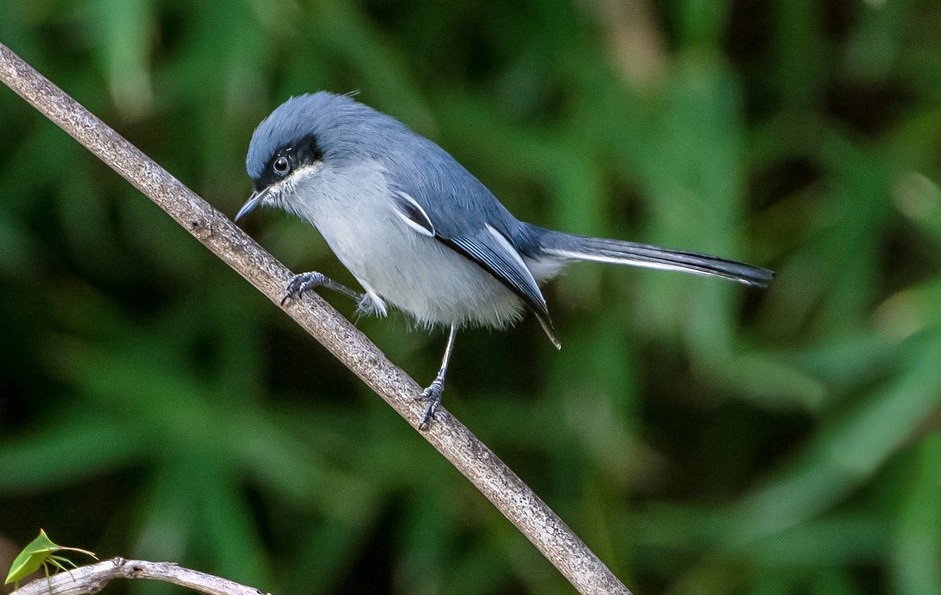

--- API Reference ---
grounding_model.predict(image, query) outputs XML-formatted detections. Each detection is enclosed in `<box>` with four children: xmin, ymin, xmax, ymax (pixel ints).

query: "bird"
<box><xmin>235</xmin><ymin>91</ymin><xmax>772</xmax><ymax>429</ymax></box>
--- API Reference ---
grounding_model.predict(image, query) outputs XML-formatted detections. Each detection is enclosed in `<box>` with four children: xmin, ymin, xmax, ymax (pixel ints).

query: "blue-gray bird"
<box><xmin>236</xmin><ymin>92</ymin><xmax>772</xmax><ymax>428</ymax></box>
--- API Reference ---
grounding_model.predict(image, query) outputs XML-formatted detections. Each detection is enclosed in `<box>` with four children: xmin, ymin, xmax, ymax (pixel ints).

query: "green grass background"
<box><xmin>1</xmin><ymin>1</ymin><xmax>940</xmax><ymax>593</ymax></box>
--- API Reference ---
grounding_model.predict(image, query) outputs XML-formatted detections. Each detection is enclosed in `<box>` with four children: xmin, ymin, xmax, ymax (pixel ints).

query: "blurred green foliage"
<box><xmin>1</xmin><ymin>0</ymin><xmax>940</xmax><ymax>593</ymax></box>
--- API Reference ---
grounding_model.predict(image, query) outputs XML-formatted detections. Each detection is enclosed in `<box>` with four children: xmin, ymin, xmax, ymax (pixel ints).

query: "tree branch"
<box><xmin>10</xmin><ymin>558</ymin><xmax>268</xmax><ymax>595</ymax></box>
<box><xmin>0</xmin><ymin>42</ymin><xmax>630</xmax><ymax>595</ymax></box>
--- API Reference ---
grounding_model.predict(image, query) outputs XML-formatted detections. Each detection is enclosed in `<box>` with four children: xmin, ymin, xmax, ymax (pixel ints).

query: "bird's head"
<box><xmin>236</xmin><ymin>91</ymin><xmax>382</xmax><ymax>221</ymax></box>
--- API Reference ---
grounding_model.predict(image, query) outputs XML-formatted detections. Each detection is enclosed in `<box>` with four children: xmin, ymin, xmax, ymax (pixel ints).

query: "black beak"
<box><xmin>235</xmin><ymin>187</ymin><xmax>270</xmax><ymax>222</ymax></box>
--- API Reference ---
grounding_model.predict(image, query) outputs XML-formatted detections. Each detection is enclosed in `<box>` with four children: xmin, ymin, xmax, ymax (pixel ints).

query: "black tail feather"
<box><xmin>534</xmin><ymin>228</ymin><xmax>773</xmax><ymax>288</ymax></box>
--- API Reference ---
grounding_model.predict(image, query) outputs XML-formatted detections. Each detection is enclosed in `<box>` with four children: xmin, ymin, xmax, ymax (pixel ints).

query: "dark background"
<box><xmin>1</xmin><ymin>0</ymin><xmax>940</xmax><ymax>593</ymax></box>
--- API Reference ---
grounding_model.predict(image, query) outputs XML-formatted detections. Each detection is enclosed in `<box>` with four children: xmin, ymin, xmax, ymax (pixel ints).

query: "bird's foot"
<box><xmin>418</xmin><ymin>379</ymin><xmax>444</xmax><ymax>430</ymax></box>
<box><xmin>281</xmin><ymin>272</ymin><xmax>328</xmax><ymax>306</ymax></box>
<box><xmin>281</xmin><ymin>272</ymin><xmax>361</xmax><ymax>306</ymax></box>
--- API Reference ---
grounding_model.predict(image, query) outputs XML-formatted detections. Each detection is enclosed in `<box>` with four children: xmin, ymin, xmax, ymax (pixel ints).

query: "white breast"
<box><xmin>279</xmin><ymin>161</ymin><xmax>526</xmax><ymax>329</ymax></box>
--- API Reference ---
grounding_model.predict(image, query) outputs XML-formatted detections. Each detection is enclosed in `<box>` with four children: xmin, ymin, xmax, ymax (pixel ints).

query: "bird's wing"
<box><xmin>439</xmin><ymin>226</ymin><xmax>558</xmax><ymax>347</ymax></box>
<box><xmin>388</xmin><ymin>183</ymin><xmax>559</xmax><ymax>347</ymax></box>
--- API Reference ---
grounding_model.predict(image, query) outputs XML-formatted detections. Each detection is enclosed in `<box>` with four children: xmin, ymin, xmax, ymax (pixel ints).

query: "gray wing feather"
<box><xmin>436</xmin><ymin>231</ymin><xmax>559</xmax><ymax>347</ymax></box>
<box><xmin>389</xmin><ymin>190</ymin><xmax>435</xmax><ymax>236</ymax></box>
<box><xmin>383</xmin><ymin>136</ymin><xmax>559</xmax><ymax>345</ymax></box>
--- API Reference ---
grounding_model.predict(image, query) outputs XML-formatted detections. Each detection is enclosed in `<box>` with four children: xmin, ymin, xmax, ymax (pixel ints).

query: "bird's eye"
<box><xmin>273</xmin><ymin>156</ymin><xmax>290</xmax><ymax>175</ymax></box>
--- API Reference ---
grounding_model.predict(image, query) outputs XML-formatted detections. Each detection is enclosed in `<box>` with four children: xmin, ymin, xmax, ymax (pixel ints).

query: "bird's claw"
<box><xmin>418</xmin><ymin>380</ymin><xmax>444</xmax><ymax>430</ymax></box>
<box><xmin>281</xmin><ymin>272</ymin><xmax>329</xmax><ymax>306</ymax></box>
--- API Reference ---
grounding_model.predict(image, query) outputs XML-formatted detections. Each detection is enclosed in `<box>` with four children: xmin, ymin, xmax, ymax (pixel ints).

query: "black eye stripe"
<box><xmin>254</xmin><ymin>134</ymin><xmax>323</xmax><ymax>190</ymax></box>
<box><xmin>292</xmin><ymin>135</ymin><xmax>323</xmax><ymax>165</ymax></box>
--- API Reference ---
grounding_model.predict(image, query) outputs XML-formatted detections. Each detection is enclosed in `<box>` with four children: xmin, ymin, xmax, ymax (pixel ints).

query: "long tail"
<box><xmin>532</xmin><ymin>226</ymin><xmax>773</xmax><ymax>288</ymax></box>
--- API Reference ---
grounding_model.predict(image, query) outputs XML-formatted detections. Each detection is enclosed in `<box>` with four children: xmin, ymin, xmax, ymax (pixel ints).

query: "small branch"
<box><xmin>10</xmin><ymin>558</ymin><xmax>269</xmax><ymax>595</ymax></box>
<box><xmin>0</xmin><ymin>42</ymin><xmax>630</xmax><ymax>595</ymax></box>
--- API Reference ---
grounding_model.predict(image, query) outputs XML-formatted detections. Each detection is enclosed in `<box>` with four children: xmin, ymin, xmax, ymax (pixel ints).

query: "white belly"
<box><xmin>284</xmin><ymin>163</ymin><xmax>525</xmax><ymax>328</ymax></box>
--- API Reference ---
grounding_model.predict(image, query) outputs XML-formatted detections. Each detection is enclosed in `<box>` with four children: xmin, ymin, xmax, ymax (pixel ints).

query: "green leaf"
<box><xmin>5</xmin><ymin>530</ymin><xmax>97</xmax><ymax>587</ymax></box>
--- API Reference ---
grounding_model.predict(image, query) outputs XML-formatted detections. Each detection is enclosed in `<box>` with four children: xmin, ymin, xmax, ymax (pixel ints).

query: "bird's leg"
<box><xmin>419</xmin><ymin>323</ymin><xmax>458</xmax><ymax>430</ymax></box>
<box><xmin>281</xmin><ymin>272</ymin><xmax>363</xmax><ymax>306</ymax></box>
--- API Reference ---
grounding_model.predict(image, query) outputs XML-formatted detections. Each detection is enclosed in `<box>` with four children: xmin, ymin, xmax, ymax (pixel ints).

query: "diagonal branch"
<box><xmin>0</xmin><ymin>42</ymin><xmax>630</xmax><ymax>595</ymax></box>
